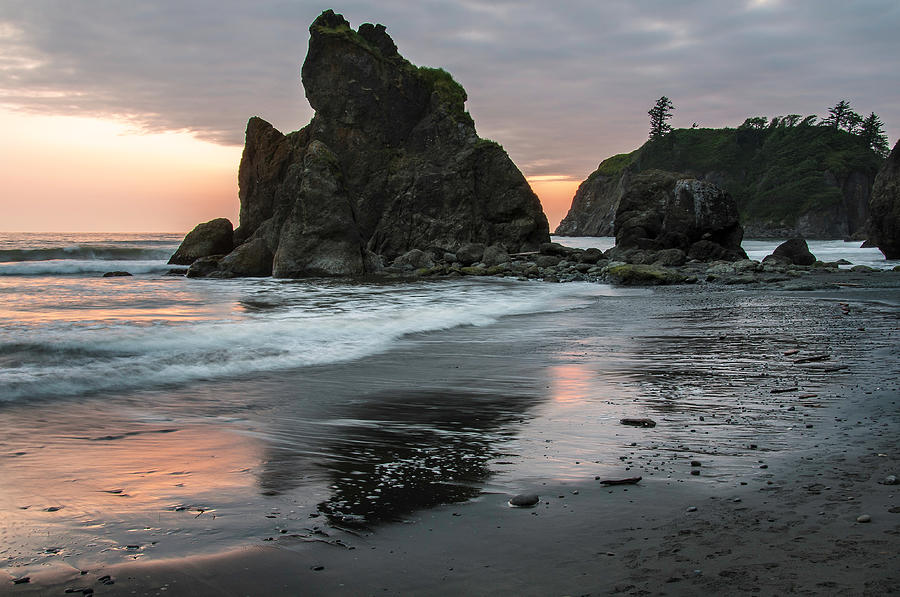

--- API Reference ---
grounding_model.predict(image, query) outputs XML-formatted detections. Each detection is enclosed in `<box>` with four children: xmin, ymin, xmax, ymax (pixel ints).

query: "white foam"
<box><xmin>0</xmin><ymin>280</ymin><xmax>610</xmax><ymax>402</ymax></box>
<box><xmin>0</xmin><ymin>259</ymin><xmax>171</xmax><ymax>276</ymax></box>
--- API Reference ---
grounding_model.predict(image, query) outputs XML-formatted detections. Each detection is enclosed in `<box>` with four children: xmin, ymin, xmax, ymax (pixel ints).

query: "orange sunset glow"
<box><xmin>1</xmin><ymin>107</ymin><xmax>579</xmax><ymax>233</ymax></box>
<box><xmin>0</xmin><ymin>109</ymin><xmax>240</xmax><ymax>233</ymax></box>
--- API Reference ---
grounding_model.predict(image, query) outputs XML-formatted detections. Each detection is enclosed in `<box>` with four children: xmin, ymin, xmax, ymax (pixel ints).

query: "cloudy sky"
<box><xmin>1</xmin><ymin>0</ymin><xmax>897</xmax><ymax>231</ymax></box>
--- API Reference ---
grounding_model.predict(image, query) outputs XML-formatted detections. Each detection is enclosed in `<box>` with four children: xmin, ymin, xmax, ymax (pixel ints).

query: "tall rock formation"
<box><xmin>867</xmin><ymin>140</ymin><xmax>900</xmax><ymax>259</ymax></box>
<box><xmin>610</xmin><ymin>170</ymin><xmax>746</xmax><ymax>263</ymax></box>
<box><xmin>180</xmin><ymin>10</ymin><xmax>549</xmax><ymax>278</ymax></box>
<box><xmin>557</xmin><ymin>125</ymin><xmax>883</xmax><ymax>239</ymax></box>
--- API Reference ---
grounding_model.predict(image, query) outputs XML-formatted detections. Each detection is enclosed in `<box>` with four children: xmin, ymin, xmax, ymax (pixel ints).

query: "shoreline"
<box><xmin>3</xmin><ymin>285</ymin><xmax>899</xmax><ymax>595</ymax></box>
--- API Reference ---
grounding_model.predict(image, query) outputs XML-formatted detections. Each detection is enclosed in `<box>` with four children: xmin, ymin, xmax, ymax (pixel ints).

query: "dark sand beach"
<box><xmin>2</xmin><ymin>283</ymin><xmax>899</xmax><ymax>596</ymax></box>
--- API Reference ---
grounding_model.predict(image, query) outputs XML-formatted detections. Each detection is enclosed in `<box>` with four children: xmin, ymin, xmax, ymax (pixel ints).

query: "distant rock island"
<box><xmin>556</xmin><ymin>123</ymin><xmax>885</xmax><ymax>240</ymax></box>
<box><xmin>171</xmin><ymin>9</ymin><xmax>549</xmax><ymax>277</ymax></box>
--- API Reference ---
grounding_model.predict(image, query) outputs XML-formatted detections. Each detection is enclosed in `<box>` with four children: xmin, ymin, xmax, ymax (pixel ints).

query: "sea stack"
<box><xmin>609</xmin><ymin>170</ymin><xmax>747</xmax><ymax>264</ymax></box>
<box><xmin>867</xmin><ymin>140</ymin><xmax>900</xmax><ymax>259</ymax></box>
<box><xmin>177</xmin><ymin>9</ymin><xmax>549</xmax><ymax>278</ymax></box>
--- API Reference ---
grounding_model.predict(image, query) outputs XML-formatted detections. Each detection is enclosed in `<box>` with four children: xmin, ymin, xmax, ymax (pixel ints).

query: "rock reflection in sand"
<box><xmin>264</xmin><ymin>391</ymin><xmax>540</xmax><ymax>526</ymax></box>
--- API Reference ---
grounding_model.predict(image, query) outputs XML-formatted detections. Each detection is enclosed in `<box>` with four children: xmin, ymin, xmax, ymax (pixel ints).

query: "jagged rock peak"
<box><xmin>173</xmin><ymin>9</ymin><xmax>549</xmax><ymax>278</ymax></box>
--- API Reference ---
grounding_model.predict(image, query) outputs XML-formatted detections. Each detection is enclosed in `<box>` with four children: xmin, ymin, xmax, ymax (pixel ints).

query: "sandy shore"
<box><xmin>3</xmin><ymin>284</ymin><xmax>899</xmax><ymax>596</ymax></box>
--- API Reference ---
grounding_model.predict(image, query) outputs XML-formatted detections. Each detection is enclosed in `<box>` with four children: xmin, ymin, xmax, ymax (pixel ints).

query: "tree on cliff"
<box><xmin>648</xmin><ymin>96</ymin><xmax>675</xmax><ymax>139</ymax></box>
<box><xmin>821</xmin><ymin>100</ymin><xmax>862</xmax><ymax>133</ymax></box>
<box><xmin>860</xmin><ymin>112</ymin><xmax>890</xmax><ymax>157</ymax></box>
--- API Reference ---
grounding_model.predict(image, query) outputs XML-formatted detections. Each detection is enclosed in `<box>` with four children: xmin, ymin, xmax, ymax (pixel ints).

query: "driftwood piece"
<box><xmin>770</xmin><ymin>387</ymin><xmax>799</xmax><ymax>394</ymax></box>
<box><xmin>793</xmin><ymin>354</ymin><xmax>830</xmax><ymax>364</ymax></box>
<box><xmin>620</xmin><ymin>418</ymin><xmax>657</xmax><ymax>428</ymax></box>
<box><xmin>598</xmin><ymin>476</ymin><xmax>642</xmax><ymax>486</ymax></box>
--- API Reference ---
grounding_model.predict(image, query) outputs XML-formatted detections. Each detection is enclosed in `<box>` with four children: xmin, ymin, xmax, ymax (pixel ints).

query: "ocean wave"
<box><xmin>0</xmin><ymin>281</ymin><xmax>604</xmax><ymax>402</ymax></box>
<box><xmin>0</xmin><ymin>259</ymin><xmax>172</xmax><ymax>276</ymax></box>
<box><xmin>0</xmin><ymin>246</ymin><xmax>173</xmax><ymax>263</ymax></box>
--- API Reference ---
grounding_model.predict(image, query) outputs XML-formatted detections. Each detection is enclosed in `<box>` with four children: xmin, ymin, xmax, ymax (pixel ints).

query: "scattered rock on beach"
<box><xmin>509</xmin><ymin>493</ymin><xmax>540</xmax><ymax>507</ymax></box>
<box><xmin>764</xmin><ymin>238</ymin><xmax>816</xmax><ymax>266</ymax></box>
<box><xmin>102</xmin><ymin>271</ymin><xmax>132</xmax><ymax>277</ymax></box>
<box><xmin>857</xmin><ymin>514</ymin><xmax>872</xmax><ymax>523</ymax></box>
<box><xmin>620</xmin><ymin>418</ymin><xmax>657</xmax><ymax>428</ymax></box>
<box><xmin>598</xmin><ymin>477</ymin><xmax>642</xmax><ymax>486</ymax></box>
<box><xmin>880</xmin><ymin>475</ymin><xmax>898</xmax><ymax>485</ymax></box>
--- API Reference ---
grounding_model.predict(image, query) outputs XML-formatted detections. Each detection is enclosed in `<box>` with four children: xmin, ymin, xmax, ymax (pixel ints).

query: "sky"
<box><xmin>1</xmin><ymin>0</ymin><xmax>898</xmax><ymax>232</ymax></box>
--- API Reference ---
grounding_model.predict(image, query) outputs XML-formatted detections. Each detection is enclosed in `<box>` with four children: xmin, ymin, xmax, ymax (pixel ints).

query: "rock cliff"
<box><xmin>557</xmin><ymin>125</ymin><xmax>883</xmax><ymax>239</ymax></box>
<box><xmin>181</xmin><ymin>10</ymin><xmax>549</xmax><ymax>278</ymax></box>
<box><xmin>867</xmin><ymin>140</ymin><xmax>900</xmax><ymax>259</ymax></box>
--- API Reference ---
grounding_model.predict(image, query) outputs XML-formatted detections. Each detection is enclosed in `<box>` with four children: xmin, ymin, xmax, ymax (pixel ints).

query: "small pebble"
<box><xmin>857</xmin><ymin>514</ymin><xmax>871</xmax><ymax>523</ymax></box>
<box><xmin>687</xmin><ymin>506</ymin><xmax>698</xmax><ymax>512</ymax></box>
<box><xmin>509</xmin><ymin>493</ymin><xmax>540</xmax><ymax>507</ymax></box>
<box><xmin>691</xmin><ymin>461</ymin><xmax>701</xmax><ymax>467</ymax></box>
<box><xmin>690</xmin><ymin>470</ymin><xmax>700</xmax><ymax>476</ymax></box>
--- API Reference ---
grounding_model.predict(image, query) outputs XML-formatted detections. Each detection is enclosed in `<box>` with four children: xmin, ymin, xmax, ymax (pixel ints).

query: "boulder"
<box><xmin>219</xmin><ymin>237</ymin><xmax>274</xmax><ymax>277</ymax></box>
<box><xmin>578</xmin><ymin>247</ymin><xmax>605</xmax><ymax>264</ymax></box>
<box><xmin>180</xmin><ymin>10</ymin><xmax>549</xmax><ymax>278</ymax></box>
<box><xmin>168</xmin><ymin>218</ymin><xmax>234</xmax><ymax>265</ymax></box>
<box><xmin>766</xmin><ymin>238</ymin><xmax>816</xmax><ymax>266</ymax></box>
<box><xmin>186</xmin><ymin>255</ymin><xmax>224</xmax><ymax>278</ymax></box>
<box><xmin>481</xmin><ymin>244</ymin><xmax>510</xmax><ymax>266</ymax></box>
<box><xmin>867</xmin><ymin>140</ymin><xmax>900</xmax><ymax>259</ymax></box>
<box><xmin>613</xmin><ymin>171</ymin><xmax>746</xmax><ymax>262</ymax></box>
<box><xmin>393</xmin><ymin>248</ymin><xmax>434</xmax><ymax>270</ymax></box>
<box><xmin>456</xmin><ymin>243</ymin><xmax>485</xmax><ymax>266</ymax></box>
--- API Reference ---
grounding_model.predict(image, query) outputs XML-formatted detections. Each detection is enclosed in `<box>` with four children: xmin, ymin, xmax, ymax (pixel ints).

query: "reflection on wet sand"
<box><xmin>257</xmin><ymin>390</ymin><xmax>540</xmax><ymax>526</ymax></box>
<box><xmin>0</xmin><ymin>412</ymin><xmax>262</xmax><ymax>568</ymax></box>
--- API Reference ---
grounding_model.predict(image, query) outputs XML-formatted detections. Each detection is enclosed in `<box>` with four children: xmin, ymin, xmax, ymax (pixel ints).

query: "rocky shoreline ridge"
<box><xmin>167</xmin><ymin>237</ymin><xmax>899</xmax><ymax>288</ymax></box>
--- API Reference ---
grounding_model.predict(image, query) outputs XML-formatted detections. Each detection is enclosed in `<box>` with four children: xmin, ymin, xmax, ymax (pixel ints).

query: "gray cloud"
<box><xmin>1</xmin><ymin>0</ymin><xmax>897</xmax><ymax>179</ymax></box>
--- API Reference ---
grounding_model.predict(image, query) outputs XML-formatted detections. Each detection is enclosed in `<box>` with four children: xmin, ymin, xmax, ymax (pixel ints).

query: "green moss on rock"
<box><xmin>605</xmin><ymin>264</ymin><xmax>687</xmax><ymax>286</ymax></box>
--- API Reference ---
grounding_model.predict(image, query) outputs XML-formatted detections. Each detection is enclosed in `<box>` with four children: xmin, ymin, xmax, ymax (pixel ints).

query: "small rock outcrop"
<box><xmin>764</xmin><ymin>238</ymin><xmax>816</xmax><ymax>266</ymax></box>
<box><xmin>168</xmin><ymin>218</ymin><xmax>234</xmax><ymax>265</ymax></box>
<box><xmin>610</xmin><ymin>170</ymin><xmax>747</xmax><ymax>263</ymax></box>
<box><xmin>867</xmin><ymin>140</ymin><xmax>900</xmax><ymax>259</ymax></box>
<box><xmin>176</xmin><ymin>10</ymin><xmax>549</xmax><ymax>278</ymax></box>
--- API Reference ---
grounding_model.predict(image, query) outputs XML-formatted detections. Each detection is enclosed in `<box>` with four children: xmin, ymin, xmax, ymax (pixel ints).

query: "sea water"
<box><xmin>0</xmin><ymin>233</ymin><xmax>607</xmax><ymax>404</ymax></box>
<box><xmin>1</xmin><ymin>233</ymin><xmax>894</xmax><ymax>405</ymax></box>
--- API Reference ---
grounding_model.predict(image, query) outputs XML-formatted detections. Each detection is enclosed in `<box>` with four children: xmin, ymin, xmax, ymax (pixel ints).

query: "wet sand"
<box><xmin>2</xmin><ymin>285</ymin><xmax>899</xmax><ymax>595</ymax></box>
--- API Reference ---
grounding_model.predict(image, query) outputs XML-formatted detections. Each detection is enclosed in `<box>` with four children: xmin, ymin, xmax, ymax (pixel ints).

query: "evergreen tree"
<box><xmin>860</xmin><ymin>112</ymin><xmax>890</xmax><ymax>157</ymax></box>
<box><xmin>739</xmin><ymin>116</ymin><xmax>768</xmax><ymax>130</ymax></box>
<box><xmin>821</xmin><ymin>100</ymin><xmax>861</xmax><ymax>133</ymax></box>
<box><xmin>648</xmin><ymin>96</ymin><xmax>674</xmax><ymax>139</ymax></box>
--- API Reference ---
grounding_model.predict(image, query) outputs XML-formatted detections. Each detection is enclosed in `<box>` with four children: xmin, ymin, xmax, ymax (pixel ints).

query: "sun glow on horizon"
<box><xmin>1</xmin><ymin>108</ymin><xmax>580</xmax><ymax>234</ymax></box>
<box><xmin>527</xmin><ymin>176</ymin><xmax>580</xmax><ymax>231</ymax></box>
<box><xmin>0</xmin><ymin>108</ymin><xmax>241</xmax><ymax>233</ymax></box>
